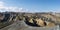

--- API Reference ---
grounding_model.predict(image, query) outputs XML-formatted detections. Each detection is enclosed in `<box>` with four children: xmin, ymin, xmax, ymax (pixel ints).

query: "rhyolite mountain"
<box><xmin>0</xmin><ymin>12</ymin><xmax>60</xmax><ymax>30</ymax></box>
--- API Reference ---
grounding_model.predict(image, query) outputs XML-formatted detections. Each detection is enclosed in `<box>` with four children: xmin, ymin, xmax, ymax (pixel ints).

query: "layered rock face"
<box><xmin>24</xmin><ymin>15</ymin><xmax>56</xmax><ymax>27</ymax></box>
<box><xmin>0</xmin><ymin>12</ymin><xmax>60</xmax><ymax>30</ymax></box>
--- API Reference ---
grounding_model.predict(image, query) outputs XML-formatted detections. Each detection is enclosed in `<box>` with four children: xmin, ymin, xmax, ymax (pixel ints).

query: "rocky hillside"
<box><xmin>0</xmin><ymin>12</ymin><xmax>60</xmax><ymax>30</ymax></box>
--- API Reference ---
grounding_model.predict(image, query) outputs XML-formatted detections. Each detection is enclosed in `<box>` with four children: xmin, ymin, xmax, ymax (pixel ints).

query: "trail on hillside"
<box><xmin>0</xmin><ymin>20</ymin><xmax>59</xmax><ymax>30</ymax></box>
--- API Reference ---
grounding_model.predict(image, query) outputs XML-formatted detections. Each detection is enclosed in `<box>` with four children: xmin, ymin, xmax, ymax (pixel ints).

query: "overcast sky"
<box><xmin>0</xmin><ymin>0</ymin><xmax>60</xmax><ymax>12</ymax></box>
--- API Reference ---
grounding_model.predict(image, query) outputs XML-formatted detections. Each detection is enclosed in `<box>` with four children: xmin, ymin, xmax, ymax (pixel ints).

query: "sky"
<box><xmin>0</xmin><ymin>0</ymin><xmax>60</xmax><ymax>12</ymax></box>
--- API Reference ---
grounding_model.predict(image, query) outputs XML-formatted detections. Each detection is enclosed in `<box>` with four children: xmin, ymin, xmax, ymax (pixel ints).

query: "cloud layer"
<box><xmin>0</xmin><ymin>1</ymin><xmax>28</xmax><ymax>12</ymax></box>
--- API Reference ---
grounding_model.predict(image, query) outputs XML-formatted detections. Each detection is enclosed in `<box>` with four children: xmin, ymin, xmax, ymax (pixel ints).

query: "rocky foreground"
<box><xmin>0</xmin><ymin>12</ymin><xmax>60</xmax><ymax>30</ymax></box>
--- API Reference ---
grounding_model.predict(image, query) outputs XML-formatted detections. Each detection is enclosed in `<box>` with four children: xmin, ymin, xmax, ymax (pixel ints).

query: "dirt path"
<box><xmin>0</xmin><ymin>21</ymin><xmax>59</xmax><ymax>30</ymax></box>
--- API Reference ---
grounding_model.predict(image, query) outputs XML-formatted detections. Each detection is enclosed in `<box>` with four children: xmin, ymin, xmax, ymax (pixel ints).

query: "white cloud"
<box><xmin>0</xmin><ymin>1</ymin><xmax>4</xmax><ymax>6</ymax></box>
<box><xmin>0</xmin><ymin>1</ymin><xmax>28</xmax><ymax>12</ymax></box>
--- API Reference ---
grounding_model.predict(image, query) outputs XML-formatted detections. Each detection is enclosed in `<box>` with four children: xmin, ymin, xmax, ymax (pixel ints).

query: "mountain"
<box><xmin>0</xmin><ymin>12</ymin><xmax>60</xmax><ymax>30</ymax></box>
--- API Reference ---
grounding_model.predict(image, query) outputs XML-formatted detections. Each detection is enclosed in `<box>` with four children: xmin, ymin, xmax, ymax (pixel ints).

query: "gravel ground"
<box><xmin>0</xmin><ymin>21</ymin><xmax>59</xmax><ymax>30</ymax></box>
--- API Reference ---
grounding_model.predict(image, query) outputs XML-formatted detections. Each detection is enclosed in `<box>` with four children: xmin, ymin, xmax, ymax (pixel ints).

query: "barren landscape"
<box><xmin>0</xmin><ymin>12</ymin><xmax>60</xmax><ymax>30</ymax></box>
